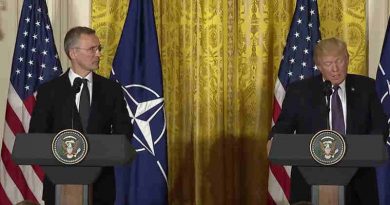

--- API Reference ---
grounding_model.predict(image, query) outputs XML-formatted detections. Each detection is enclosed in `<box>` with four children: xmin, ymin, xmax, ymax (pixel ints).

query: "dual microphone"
<box><xmin>322</xmin><ymin>80</ymin><xmax>333</xmax><ymax>111</ymax></box>
<box><xmin>322</xmin><ymin>80</ymin><xmax>333</xmax><ymax>98</ymax></box>
<box><xmin>71</xmin><ymin>77</ymin><xmax>84</xmax><ymax>130</ymax></box>
<box><xmin>72</xmin><ymin>77</ymin><xmax>83</xmax><ymax>94</ymax></box>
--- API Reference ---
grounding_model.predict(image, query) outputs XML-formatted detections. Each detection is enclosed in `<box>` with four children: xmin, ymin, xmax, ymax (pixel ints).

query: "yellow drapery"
<box><xmin>91</xmin><ymin>0</ymin><xmax>366</xmax><ymax>204</ymax></box>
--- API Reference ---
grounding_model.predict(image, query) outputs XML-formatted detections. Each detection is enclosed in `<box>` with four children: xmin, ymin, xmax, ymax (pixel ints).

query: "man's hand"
<box><xmin>267</xmin><ymin>138</ymin><xmax>273</xmax><ymax>156</ymax></box>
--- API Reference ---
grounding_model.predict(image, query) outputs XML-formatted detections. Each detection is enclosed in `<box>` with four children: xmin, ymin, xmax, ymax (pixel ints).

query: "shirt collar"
<box><xmin>334</xmin><ymin>80</ymin><xmax>346</xmax><ymax>93</ymax></box>
<box><xmin>321</xmin><ymin>78</ymin><xmax>346</xmax><ymax>92</ymax></box>
<box><xmin>68</xmin><ymin>69</ymin><xmax>93</xmax><ymax>85</ymax></box>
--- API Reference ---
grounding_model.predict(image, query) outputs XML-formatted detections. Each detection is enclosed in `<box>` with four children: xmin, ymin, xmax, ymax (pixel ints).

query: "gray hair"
<box><xmin>64</xmin><ymin>26</ymin><xmax>96</xmax><ymax>59</ymax></box>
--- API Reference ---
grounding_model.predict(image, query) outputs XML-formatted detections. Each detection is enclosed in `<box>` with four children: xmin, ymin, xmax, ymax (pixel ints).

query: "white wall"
<box><xmin>0</xmin><ymin>0</ymin><xmax>90</xmax><ymax>144</ymax></box>
<box><xmin>0</xmin><ymin>0</ymin><xmax>18</xmax><ymax>145</ymax></box>
<box><xmin>368</xmin><ymin>0</ymin><xmax>389</xmax><ymax>78</ymax></box>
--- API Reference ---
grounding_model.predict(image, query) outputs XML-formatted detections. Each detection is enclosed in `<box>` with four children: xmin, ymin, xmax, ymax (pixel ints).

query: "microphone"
<box><xmin>73</xmin><ymin>77</ymin><xmax>82</xmax><ymax>94</ymax></box>
<box><xmin>323</xmin><ymin>80</ymin><xmax>332</xmax><ymax>129</ymax></box>
<box><xmin>323</xmin><ymin>80</ymin><xmax>332</xmax><ymax>98</ymax></box>
<box><xmin>71</xmin><ymin>77</ymin><xmax>83</xmax><ymax>129</ymax></box>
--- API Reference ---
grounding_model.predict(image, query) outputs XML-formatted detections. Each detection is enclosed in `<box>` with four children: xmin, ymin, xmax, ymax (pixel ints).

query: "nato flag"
<box><xmin>376</xmin><ymin>20</ymin><xmax>390</xmax><ymax>205</ymax></box>
<box><xmin>111</xmin><ymin>0</ymin><xmax>168</xmax><ymax>204</ymax></box>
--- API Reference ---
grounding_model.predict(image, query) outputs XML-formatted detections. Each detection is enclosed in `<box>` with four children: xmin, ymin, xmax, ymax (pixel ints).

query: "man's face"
<box><xmin>70</xmin><ymin>34</ymin><xmax>101</xmax><ymax>74</ymax></box>
<box><xmin>317</xmin><ymin>52</ymin><xmax>348</xmax><ymax>85</ymax></box>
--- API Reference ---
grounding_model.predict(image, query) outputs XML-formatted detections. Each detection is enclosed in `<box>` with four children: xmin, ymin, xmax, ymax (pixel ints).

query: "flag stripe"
<box><xmin>267</xmin><ymin>192</ymin><xmax>277</xmax><ymax>205</ymax></box>
<box><xmin>8</xmin><ymin>84</ymin><xmax>32</xmax><ymax>132</ymax></box>
<box><xmin>0</xmin><ymin>156</ymin><xmax>22</xmax><ymax>205</ymax></box>
<box><xmin>3</xmin><ymin>123</ymin><xmax>16</xmax><ymax>156</ymax></box>
<box><xmin>3</xmin><ymin>121</ymin><xmax>44</xmax><ymax>204</ymax></box>
<box><xmin>272</xmin><ymin>97</ymin><xmax>282</xmax><ymax>123</ymax></box>
<box><xmin>0</xmin><ymin>184</ymin><xmax>13</xmax><ymax>205</ymax></box>
<box><xmin>5</xmin><ymin>103</ymin><xmax>26</xmax><ymax>134</ymax></box>
<box><xmin>269</xmin><ymin>164</ymin><xmax>291</xmax><ymax>198</ymax></box>
<box><xmin>18</xmin><ymin>165</ymin><xmax>43</xmax><ymax>202</ymax></box>
<box><xmin>268</xmin><ymin>168</ymin><xmax>290</xmax><ymax>205</ymax></box>
<box><xmin>23</xmin><ymin>95</ymin><xmax>36</xmax><ymax>115</ymax></box>
<box><xmin>1</xmin><ymin>144</ymin><xmax>37</xmax><ymax>202</ymax></box>
<box><xmin>31</xmin><ymin>165</ymin><xmax>44</xmax><ymax>182</ymax></box>
<box><xmin>273</xmin><ymin>79</ymin><xmax>286</xmax><ymax>109</ymax></box>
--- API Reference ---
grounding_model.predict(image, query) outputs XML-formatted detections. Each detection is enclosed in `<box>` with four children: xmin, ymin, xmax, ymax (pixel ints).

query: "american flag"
<box><xmin>375</xmin><ymin>20</ymin><xmax>390</xmax><ymax>205</ymax></box>
<box><xmin>267</xmin><ymin>0</ymin><xmax>321</xmax><ymax>204</ymax></box>
<box><xmin>0</xmin><ymin>0</ymin><xmax>62</xmax><ymax>204</ymax></box>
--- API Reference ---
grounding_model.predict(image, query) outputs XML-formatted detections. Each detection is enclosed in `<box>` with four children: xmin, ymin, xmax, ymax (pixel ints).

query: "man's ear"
<box><xmin>69</xmin><ymin>48</ymin><xmax>77</xmax><ymax>60</ymax></box>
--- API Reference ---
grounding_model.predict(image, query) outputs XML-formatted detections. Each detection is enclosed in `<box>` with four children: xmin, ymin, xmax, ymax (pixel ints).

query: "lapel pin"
<box><xmin>351</xmin><ymin>87</ymin><xmax>355</xmax><ymax>92</ymax></box>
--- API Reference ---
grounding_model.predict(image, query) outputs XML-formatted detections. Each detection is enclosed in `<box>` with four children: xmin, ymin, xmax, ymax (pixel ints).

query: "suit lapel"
<box><xmin>61</xmin><ymin>69</ymin><xmax>83</xmax><ymax>131</ymax></box>
<box><xmin>312</xmin><ymin>75</ymin><xmax>329</xmax><ymax>130</ymax></box>
<box><xmin>59</xmin><ymin>70</ymin><xmax>75</xmax><ymax>109</ymax></box>
<box><xmin>346</xmin><ymin>75</ymin><xmax>356</xmax><ymax>134</ymax></box>
<box><xmin>87</xmin><ymin>73</ymin><xmax>102</xmax><ymax>132</ymax></box>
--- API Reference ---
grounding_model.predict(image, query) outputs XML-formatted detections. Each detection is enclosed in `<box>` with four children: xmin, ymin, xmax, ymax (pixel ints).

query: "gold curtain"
<box><xmin>92</xmin><ymin>0</ymin><xmax>129</xmax><ymax>77</ymax></box>
<box><xmin>91</xmin><ymin>0</ymin><xmax>366</xmax><ymax>204</ymax></box>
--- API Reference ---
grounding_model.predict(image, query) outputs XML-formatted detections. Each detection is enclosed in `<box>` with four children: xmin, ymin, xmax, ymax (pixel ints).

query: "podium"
<box><xmin>269</xmin><ymin>133</ymin><xmax>387</xmax><ymax>205</ymax></box>
<box><xmin>12</xmin><ymin>133</ymin><xmax>136</xmax><ymax>205</ymax></box>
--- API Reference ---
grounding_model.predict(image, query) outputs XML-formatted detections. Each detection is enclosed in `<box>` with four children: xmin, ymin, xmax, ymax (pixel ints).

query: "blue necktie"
<box><xmin>331</xmin><ymin>85</ymin><xmax>345</xmax><ymax>134</ymax></box>
<box><xmin>79</xmin><ymin>79</ymin><xmax>90</xmax><ymax>131</ymax></box>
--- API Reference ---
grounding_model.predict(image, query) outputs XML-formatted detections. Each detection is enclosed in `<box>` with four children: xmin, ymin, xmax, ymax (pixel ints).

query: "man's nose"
<box><xmin>95</xmin><ymin>50</ymin><xmax>101</xmax><ymax>57</ymax></box>
<box><xmin>330</xmin><ymin>63</ymin><xmax>338</xmax><ymax>71</ymax></box>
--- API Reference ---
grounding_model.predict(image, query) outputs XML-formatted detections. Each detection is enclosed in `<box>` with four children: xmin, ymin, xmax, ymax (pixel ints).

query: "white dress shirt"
<box><xmin>68</xmin><ymin>69</ymin><xmax>93</xmax><ymax>111</ymax></box>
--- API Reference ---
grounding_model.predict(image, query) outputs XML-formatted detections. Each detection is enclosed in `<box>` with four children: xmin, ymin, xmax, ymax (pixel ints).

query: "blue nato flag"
<box><xmin>110</xmin><ymin>0</ymin><xmax>168</xmax><ymax>204</ymax></box>
<box><xmin>376</xmin><ymin>20</ymin><xmax>390</xmax><ymax>205</ymax></box>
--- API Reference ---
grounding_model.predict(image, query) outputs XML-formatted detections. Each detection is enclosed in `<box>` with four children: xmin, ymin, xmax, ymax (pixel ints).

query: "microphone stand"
<box><xmin>326</xmin><ymin>94</ymin><xmax>331</xmax><ymax>130</ymax></box>
<box><xmin>311</xmin><ymin>80</ymin><xmax>341</xmax><ymax>205</ymax></box>
<box><xmin>73</xmin><ymin>78</ymin><xmax>90</xmax><ymax>205</ymax></box>
<box><xmin>55</xmin><ymin>77</ymin><xmax>82</xmax><ymax>205</ymax></box>
<box><xmin>323</xmin><ymin>80</ymin><xmax>332</xmax><ymax>130</ymax></box>
<box><xmin>71</xmin><ymin>78</ymin><xmax>82</xmax><ymax>129</ymax></box>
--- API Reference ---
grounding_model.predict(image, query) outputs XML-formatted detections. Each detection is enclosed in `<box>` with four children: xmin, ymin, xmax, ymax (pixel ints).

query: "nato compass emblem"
<box><xmin>310</xmin><ymin>130</ymin><xmax>346</xmax><ymax>165</ymax></box>
<box><xmin>52</xmin><ymin>129</ymin><xmax>88</xmax><ymax>165</ymax></box>
<box><xmin>121</xmin><ymin>84</ymin><xmax>167</xmax><ymax>180</ymax></box>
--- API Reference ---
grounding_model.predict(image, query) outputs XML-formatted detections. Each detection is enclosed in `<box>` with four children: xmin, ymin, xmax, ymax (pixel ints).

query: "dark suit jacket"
<box><xmin>29</xmin><ymin>69</ymin><xmax>132</xmax><ymax>205</ymax></box>
<box><xmin>271</xmin><ymin>74</ymin><xmax>388</xmax><ymax>205</ymax></box>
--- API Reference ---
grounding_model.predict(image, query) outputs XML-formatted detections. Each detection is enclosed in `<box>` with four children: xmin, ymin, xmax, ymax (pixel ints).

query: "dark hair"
<box><xmin>64</xmin><ymin>26</ymin><xmax>96</xmax><ymax>58</ymax></box>
<box><xmin>15</xmin><ymin>200</ymin><xmax>40</xmax><ymax>205</ymax></box>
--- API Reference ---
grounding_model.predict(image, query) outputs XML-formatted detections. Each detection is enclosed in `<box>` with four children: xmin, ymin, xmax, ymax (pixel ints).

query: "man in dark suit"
<box><xmin>29</xmin><ymin>26</ymin><xmax>132</xmax><ymax>205</ymax></box>
<box><xmin>268</xmin><ymin>38</ymin><xmax>388</xmax><ymax>204</ymax></box>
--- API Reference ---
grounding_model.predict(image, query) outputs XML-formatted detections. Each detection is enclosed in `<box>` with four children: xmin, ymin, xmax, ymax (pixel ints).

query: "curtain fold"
<box><xmin>91</xmin><ymin>0</ymin><xmax>366</xmax><ymax>204</ymax></box>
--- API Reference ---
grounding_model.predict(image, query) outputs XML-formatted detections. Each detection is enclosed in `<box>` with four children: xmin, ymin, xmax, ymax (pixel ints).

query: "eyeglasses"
<box><xmin>73</xmin><ymin>45</ymin><xmax>103</xmax><ymax>53</ymax></box>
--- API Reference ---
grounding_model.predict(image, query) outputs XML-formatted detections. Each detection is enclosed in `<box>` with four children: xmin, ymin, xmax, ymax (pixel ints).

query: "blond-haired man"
<box><xmin>269</xmin><ymin>38</ymin><xmax>387</xmax><ymax>204</ymax></box>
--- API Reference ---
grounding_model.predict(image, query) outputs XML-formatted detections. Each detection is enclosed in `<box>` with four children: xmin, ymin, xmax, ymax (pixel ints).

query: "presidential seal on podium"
<box><xmin>310</xmin><ymin>130</ymin><xmax>346</xmax><ymax>165</ymax></box>
<box><xmin>52</xmin><ymin>129</ymin><xmax>88</xmax><ymax>165</ymax></box>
